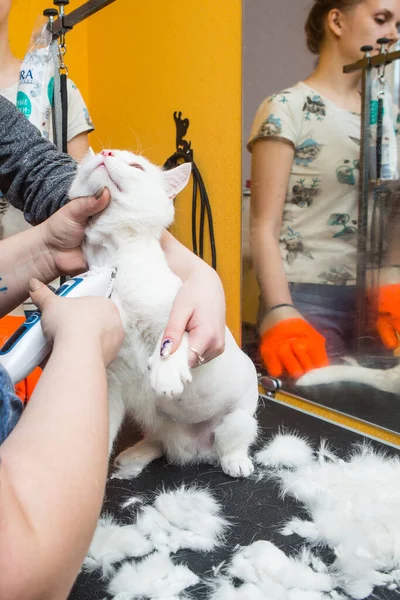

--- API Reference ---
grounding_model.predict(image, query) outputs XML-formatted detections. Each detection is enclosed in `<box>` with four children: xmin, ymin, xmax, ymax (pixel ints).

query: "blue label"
<box><xmin>16</xmin><ymin>91</ymin><xmax>32</xmax><ymax>117</ymax></box>
<box><xmin>370</xmin><ymin>99</ymin><xmax>385</xmax><ymax>125</ymax></box>
<box><xmin>48</xmin><ymin>77</ymin><xmax>54</xmax><ymax>104</ymax></box>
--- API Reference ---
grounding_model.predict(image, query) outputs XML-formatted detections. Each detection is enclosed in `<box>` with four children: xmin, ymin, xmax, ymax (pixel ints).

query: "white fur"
<box><xmin>83</xmin><ymin>514</ymin><xmax>154</xmax><ymax>577</ymax></box>
<box><xmin>255</xmin><ymin>433</ymin><xmax>314</xmax><ymax>469</ymax></box>
<box><xmin>69</xmin><ymin>150</ymin><xmax>259</xmax><ymax>478</ymax></box>
<box><xmin>276</xmin><ymin>442</ymin><xmax>400</xmax><ymax>598</ymax></box>
<box><xmin>107</xmin><ymin>552</ymin><xmax>199</xmax><ymax>599</ymax></box>
<box><xmin>208</xmin><ymin>541</ymin><xmax>334</xmax><ymax>600</ymax></box>
<box><xmin>153</xmin><ymin>486</ymin><xmax>228</xmax><ymax>548</ymax></box>
<box><xmin>120</xmin><ymin>496</ymin><xmax>144</xmax><ymax>510</ymax></box>
<box><xmin>281</xmin><ymin>517</ymin><xmax>320</xmax><ymax>542</ymax></box>
<box><xmin>297</xmin><ymin>363</ymin><xmax>400</xmax><ymax>394</ymax></box>
<box><xmin>136</xmin><ymin>486</ymin><xmax>227</xmax><ymax>554</ymax></box>
<box><xmin>229</xmin><ymin>541</ymin><xmax>333</xmax><ymax>592</ymax></box>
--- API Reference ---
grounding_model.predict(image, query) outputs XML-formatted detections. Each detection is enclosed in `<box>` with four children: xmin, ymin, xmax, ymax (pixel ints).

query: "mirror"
<box><xmin>241</xmin><ymin>0</ymin><xmax>400</xmax><ymax>432</ymax></box>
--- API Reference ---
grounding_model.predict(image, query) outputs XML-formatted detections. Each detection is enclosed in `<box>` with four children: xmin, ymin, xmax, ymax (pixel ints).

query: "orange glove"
<box><xmin>260</xmin><ymin>318</ymin><xmax>329</xmax><ymax>378</ymax></box>
<box><xmin>374</xmin><ymin>284</ymin><xmax>400</xmax><ymax>350</ymax></box>
<box><xmin>0</xmin><ymin>316</ymin><xmax>42</xmax><ymax>403</ymax></box>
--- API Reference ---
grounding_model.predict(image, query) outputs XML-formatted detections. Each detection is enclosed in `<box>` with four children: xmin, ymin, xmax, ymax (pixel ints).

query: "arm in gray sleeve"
<box><xmin>0</xmin><ymin>96</ymin><xmax>77</xmax><ymax>225</ymax></box>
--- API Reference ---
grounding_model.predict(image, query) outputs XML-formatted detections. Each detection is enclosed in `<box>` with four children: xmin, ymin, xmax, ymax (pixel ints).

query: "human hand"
<box><xmin>259</xmin><ymin>309</ymin><xmax>329</xmax><ymax>378</ymax></box>
<box><xmin>38</xmin><ymin>188</ymin><xmax>111</xmax><ymax>278</ymax></box>
<box><xmin>160</xmin><ymin>268</ymin><xmax>226</xmax><ymax>368</ymax></box>
<box><xmin>29</xmin><ymin>278</ymin><xmax>124</xmax><ymax>366</ymax></box>
<box><xmin>374</xmin><ymin>284</ymin><xmax>400</xmax><ymax>350</ymax></box>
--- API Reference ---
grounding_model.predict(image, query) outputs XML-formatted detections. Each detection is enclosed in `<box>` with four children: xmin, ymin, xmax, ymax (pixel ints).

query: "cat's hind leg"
<box><xmin>112</xmin><ymin>438</ymin><xmax>164</xmax><ymax>480</ymax></box>
<box><xmin>214</xmin><ymin>409</ymin><xmax>258</xmax><ymax>478</ymax></box>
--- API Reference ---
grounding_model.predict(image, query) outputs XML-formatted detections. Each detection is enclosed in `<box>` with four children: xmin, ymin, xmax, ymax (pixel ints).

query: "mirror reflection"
<box><xmin>242</xmin><ymin>0</ymin><xmax>400</xmax><ymax>430</ymax></box>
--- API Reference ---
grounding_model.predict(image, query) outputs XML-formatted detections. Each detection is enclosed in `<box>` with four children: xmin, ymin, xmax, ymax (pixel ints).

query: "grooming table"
<box><xmin>68</xmin><ymin>397</ymin><xmax>400</xmax><ymax>600</ymax></box>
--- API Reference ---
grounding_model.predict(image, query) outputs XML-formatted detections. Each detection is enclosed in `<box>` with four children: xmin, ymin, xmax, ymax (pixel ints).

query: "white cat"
<box><xmin>297</xmin><ymin>361</ymin><xmax>400</xmax><ymax>394</ymax></box>
<box><xmin>68</xmin><ymin>149</ymin><xmax>259</xmax><ymax>479</ymax></box>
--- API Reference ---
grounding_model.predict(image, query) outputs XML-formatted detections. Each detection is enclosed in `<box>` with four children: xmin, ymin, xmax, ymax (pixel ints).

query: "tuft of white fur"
<box><xmin>255</xmin><ymin>433</ymin><xmax>314</xmax><ymax>469</ymax></box>
<box><xmin>120</xmin><ymin>496</ymin><xmax>145</xmax><ymax>510</ymax></box>
<box><xmin>208</xmin><ymin>541</ymin><xmax>334</xmax><ymax>600</ymax></box>
<box><xmin>153</xmin><ymin>486</ymin><xmax>228</xmax><ymax>548</ymax></box>
<box><xmin>229</xmin><ymin>541</ymin><xmax>333</xmax><ymax>592</ymax></box>
<box><xmin>83</xmin><ymin>514</ymin><xmax>154</xmax><ymax>578</ymax></box>
<box><xmin>277</xmin><ymin>442</ymin><xmax>400</xmax><ymax>598</ymax></box>
<box><xmin>107</xmin><ymin>552</ymin><xmax>199</xmax><ymax>599</ymax></box>
<box><xmin>136</xmin><ymin>486</ymin><xmax>228</xmax><ymax>554</ymax></box>
<box><xmin>281</xmin><ymin>517</ymin><xmax>321</xmax><ymax>542</ymax></box>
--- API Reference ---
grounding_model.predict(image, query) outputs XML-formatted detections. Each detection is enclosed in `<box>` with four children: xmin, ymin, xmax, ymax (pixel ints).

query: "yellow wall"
<box><xmin>9</xmin><ymin>0</ymin><xmax>242</xmax><ymax>339</ymax></box>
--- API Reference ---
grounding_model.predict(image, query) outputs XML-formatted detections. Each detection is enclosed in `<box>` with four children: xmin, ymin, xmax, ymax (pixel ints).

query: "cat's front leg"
<box><xmin>214</xmin><ymin>409</ymin><xmax>258</xmax><ymax>478</ymax></box>
<box><xmin>112</xmin><ymin>438</ymin><xmax>164</xmax><ymax>480</ymax></box>
<box><xmin>148</xmin><ymin>332</ymin><xmax>192</xmax><ymax>398</ymax></box>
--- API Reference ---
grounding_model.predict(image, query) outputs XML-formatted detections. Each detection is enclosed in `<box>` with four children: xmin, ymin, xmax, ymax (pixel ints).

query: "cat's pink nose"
<box><xmin>101</xmin><ymin>150</ymin><xmax>114</xmax><ymax>157</ymax></box>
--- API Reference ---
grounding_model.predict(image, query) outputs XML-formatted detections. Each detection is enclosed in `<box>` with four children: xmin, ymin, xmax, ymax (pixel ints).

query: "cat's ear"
<box><xmin>163</xmin><ymin>163</ymin><xmax>192</xmax><ymax>200</ymax></box>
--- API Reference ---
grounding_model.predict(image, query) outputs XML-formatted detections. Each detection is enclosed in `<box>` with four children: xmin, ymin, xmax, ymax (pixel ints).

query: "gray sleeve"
<box><xmin>0</xmin><ymin>95</ymin><xmax>77</xmax><ymax>225</ymax></box>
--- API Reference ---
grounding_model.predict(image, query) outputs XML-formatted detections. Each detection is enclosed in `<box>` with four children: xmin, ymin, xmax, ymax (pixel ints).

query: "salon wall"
<box><xmin>9</xmin><ymin>0</ymin><xmax>242</xmax><ymax>340</ymax></box>
<box><xmin>86</xmin><ymin>0</ymin><xmax>242</xmax><ymax>337</ymax></box>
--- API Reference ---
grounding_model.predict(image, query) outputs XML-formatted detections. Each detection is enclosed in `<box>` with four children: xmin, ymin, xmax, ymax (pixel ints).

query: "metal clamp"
<box><xmin>259</xmin><ymin>374</ymin><xmax>282</xmax><ymax>395</ymax></box>
<box><xmin>57</xmin><ymin>31</ymin><xmax>68</xmax><ymax>75</ymax></box>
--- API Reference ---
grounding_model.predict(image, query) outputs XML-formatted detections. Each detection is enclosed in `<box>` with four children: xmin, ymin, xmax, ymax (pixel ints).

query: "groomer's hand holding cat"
<box><xmin>158</xmin><ymin>230</ymin><xmax>226</xmax><ymax>368</ymax></box>
<box><xmin>0</xmin><ymin>189</ymin><xmax>111</xmax><ymax>317</ymax></box>
<box><xmin>162</xmin><ymin>263</ymin><xmax>226</xmax><ymax>368</ymax></box>
<box><xmin>40</xmin><ymin>187</ymin><xmax>111</xmax><ymax>277</ymax></box>
<box><xmin>29</xmin><ymin>278</ymin><xmax>124</xmax><ymax>366</ymax></box>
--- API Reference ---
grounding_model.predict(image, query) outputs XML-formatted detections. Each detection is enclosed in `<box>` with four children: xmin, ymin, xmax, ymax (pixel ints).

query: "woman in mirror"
<box><xmin>248</xmin><ymin>0</ymin><xmax>400</xmax><ymax>380</ymax></box>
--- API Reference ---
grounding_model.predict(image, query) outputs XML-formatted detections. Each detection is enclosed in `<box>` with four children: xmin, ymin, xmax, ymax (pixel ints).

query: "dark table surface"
<box><xmin>69</xmin><ymin>396</ymin><xmax>399</xmax><ymax>600</ymax></box>
<box><xmin>284</xmin><ymin>379</ymin><xmax>400</xmax><ymax>434</ymax></box>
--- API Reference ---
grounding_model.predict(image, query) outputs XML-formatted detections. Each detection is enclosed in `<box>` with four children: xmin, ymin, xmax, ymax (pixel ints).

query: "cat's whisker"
<box><xmin>128</xmin><ymin>128</ymin><xmax>142</xmax><ymax>155</ymax></box>
<box><xmin>91</xmin><ymin>135</ymin><xmax>106</xmax><ymax>151</ymax></box>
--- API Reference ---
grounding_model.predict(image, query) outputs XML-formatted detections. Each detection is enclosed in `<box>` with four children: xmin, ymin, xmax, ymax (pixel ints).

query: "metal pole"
<box><xmin>355</xmin><ymin>49</ymin><xmax>373</xmax><ymax>354</ymax></box>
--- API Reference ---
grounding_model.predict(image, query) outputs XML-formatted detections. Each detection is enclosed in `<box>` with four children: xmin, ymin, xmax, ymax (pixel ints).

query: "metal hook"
<box><xmin>57</xmin><ymin>31</ymin><xmax>68</xmax><ymax>75</ymax></box>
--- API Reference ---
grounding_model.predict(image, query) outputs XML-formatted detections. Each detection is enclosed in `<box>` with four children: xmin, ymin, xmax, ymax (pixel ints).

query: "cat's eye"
<box><xmin>129</xmin><ymin>163</ymin><xmax>145</xmax><ymax>171</ymax></box>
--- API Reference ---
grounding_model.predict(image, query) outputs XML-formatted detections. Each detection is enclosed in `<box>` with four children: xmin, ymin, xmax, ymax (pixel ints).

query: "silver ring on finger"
<box><xmin>189</xmin><ymin>346</ymin><xmax>205</xmax><ymax>366</ymax></box>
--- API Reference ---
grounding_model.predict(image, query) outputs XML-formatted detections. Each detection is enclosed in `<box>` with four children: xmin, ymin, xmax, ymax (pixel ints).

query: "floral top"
<box><xmin>248</xmin><ymin>81</ymin><xmax>361</xmax><ymax>286</ymax></box>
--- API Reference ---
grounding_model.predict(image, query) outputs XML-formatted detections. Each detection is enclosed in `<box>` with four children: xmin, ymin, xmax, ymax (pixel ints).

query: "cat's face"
<box><xmin>69</xmin><ymin>149</ymin><xmax>191</xmax><ymax>234</ymax></box>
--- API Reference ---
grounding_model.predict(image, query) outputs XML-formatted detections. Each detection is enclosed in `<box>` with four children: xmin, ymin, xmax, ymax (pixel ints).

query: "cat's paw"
<box><xmin>112</xmin><ymin>451</ymin><xmax>146</xmax><ymax>480</ymax></box>
<box><xmin>220</xmin><ymin>454</ymin><xmax>254</xmax><ymax>478</ymax></box>
<box><xmin>148</xmin><ymin>353</ymin><xmax>192</xmax><ymax>398</ymax></box>
<box><xmin>111</xmin><ymin>461</ymin><xmax>145</xmax><ymax>480</ymax></box>
<box><xmin>112</xmin><ymin>441</ymin><xmax>164</xmax><ymax>480</ymax></box>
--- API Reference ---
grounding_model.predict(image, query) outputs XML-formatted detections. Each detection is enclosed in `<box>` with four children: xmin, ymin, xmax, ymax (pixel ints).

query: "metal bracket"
<box><xmin>46</xmin><ymin>0</ymin><xmax>116</xmax><ymax>38</ymax></box>
<box><xmin>173</xmin><ymin>111</ymin><xmax>193</xmax><ymax>158</ymax></box>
